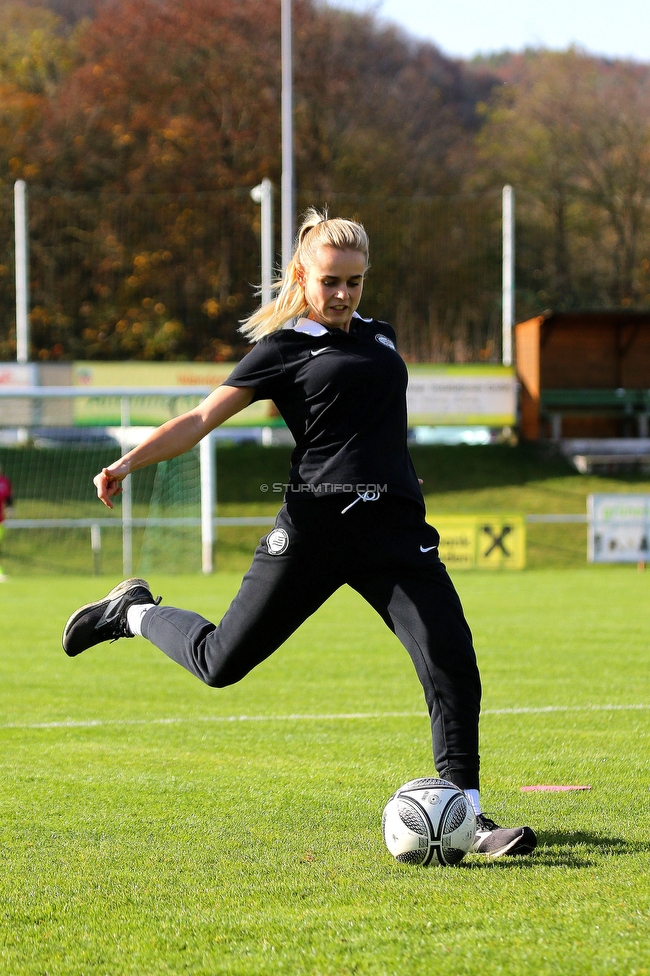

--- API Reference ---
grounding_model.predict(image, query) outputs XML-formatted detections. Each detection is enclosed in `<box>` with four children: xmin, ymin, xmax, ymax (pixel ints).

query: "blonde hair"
<box><xmin>240</xmin><ymin>207</ymin><xmax>369</xmax><ymax>341</ymax></box>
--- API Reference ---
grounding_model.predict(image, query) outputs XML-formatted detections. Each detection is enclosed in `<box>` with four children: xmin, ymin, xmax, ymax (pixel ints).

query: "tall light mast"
<box><xmin>281</xmin><ymin>0</ymin><xmax>294</xmax><ymax>271</ymax></box>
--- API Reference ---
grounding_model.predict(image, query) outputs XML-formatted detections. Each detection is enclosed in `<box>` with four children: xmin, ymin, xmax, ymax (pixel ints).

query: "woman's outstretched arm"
<box><xmin>94</xmin><ymin>385</ymin><xmax>254</xmax><ymax>508</ymax></box>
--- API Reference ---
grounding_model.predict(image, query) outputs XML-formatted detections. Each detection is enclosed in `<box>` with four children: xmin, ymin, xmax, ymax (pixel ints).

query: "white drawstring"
<box><xmin>340</xmin><ymin>490</ymin><xmax>381</xmax><ymax>514</ymax></box>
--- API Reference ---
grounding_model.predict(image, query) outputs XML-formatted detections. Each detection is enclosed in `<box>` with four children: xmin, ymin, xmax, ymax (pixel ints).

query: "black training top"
<box><xmin>223</xmin><ymin>312</ymin><xmax>423</xmax><ymax>507</ymax></box>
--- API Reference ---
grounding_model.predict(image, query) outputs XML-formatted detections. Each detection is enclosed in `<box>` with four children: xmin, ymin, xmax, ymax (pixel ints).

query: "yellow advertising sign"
<box><xmin>71</xmin><ymin>361</ymin><xmax>280</xmax><ymax>427</ymax></box>
<box><xmin>427</xmin><ymin>515</ymin><xmax>526</xmax><ymax>570</ymax></box>
<box><xmin>431</xmin><ymin>518</ymin><xmax>477</xmax><ymax>570</ymax></box>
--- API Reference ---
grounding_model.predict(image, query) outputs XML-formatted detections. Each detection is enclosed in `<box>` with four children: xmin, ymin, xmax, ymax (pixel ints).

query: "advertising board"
<box><xmin>0</xmin><ymin>359</ymin><xmax>517</xmax><ymax>431</ymax></box>
<box><xmin>71</xmin><ymin>361</ymin><xmax>277</xmax><ymax>427</ymax></box>
<box><xmin>406</xmin><ymin>364</ymin><xmax>516</xmax><ymax>427</ymax></box>
<box><xmin>69</xmin><ymin>361</ymin><xmax>517</xmax><ymax>428</ymax></box>
<box><xmin>588</xmin><ymin>494</ymin><xmax>650</xmax><ymax>563</ymax></box>
<box><xmin>427</xmin><ymin>515</ymin><xmax>526</xmax><ymax>570</ymax></box>
<box><xmin>0</xmin><ymin>363</ymin><xmax>39</xmax><ymax>425</ymax></box>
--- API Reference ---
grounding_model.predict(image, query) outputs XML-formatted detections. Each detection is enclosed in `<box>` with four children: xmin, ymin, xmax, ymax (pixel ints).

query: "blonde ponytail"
<box><xmin>240</xmin><ymin>207</ymin><xmax>369</xmax><ymax>341</ymax></box>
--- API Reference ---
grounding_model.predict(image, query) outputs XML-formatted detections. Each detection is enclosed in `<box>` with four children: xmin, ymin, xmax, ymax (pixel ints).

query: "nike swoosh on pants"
<box><xmin>420</xmin><ymin>545</ymin><xmax>437</xmax><ymax>552</ymax></box>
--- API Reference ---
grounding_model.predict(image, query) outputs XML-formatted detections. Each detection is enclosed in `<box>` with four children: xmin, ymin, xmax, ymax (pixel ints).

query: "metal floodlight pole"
<box><xmin>502</xmin><ymin>185</ymin><xmax>515</xmax><ymax>367</ymax></box>
<box><xmin>250</xmin><ymin>177</ymin><xmax>274</xmax><ymax>306</ymax></box>
<box><xmin>281</xmin><ymin>0</ymin><xmax>295</xmax><ymax>271</ymax></box>
<box><xmin>14</xmin><ymin>180</ymin><xmax>30</xmax><ymax>364</ymax></box>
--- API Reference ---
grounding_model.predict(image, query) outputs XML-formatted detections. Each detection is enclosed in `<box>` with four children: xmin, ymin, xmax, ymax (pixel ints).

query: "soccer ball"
<box><xmin>382</xmin><ymin>777</ymin><xmax>476</xmax><ymax>867</ymax></box>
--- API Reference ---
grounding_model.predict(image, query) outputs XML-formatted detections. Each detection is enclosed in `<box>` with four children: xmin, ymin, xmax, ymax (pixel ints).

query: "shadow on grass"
<box><xmin>409</xmin><ymin>444</ymin><xmax>577</xmax><ymax>494</ymax></box>
<box><xmin>461</xmin><ymin>831</ymin><xmax>649</xmax><ymax>870</ymax></box>
<box><xmin>214</xmin><ymin>443</ymin><xmax>581</xmax><ymax>502</ymax></box>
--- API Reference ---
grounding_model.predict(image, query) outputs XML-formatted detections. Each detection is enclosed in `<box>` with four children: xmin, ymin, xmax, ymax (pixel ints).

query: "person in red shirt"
<box><xmin>0</xmin><ymin>464</ymin><xmax>12</xmax><ymax>581</ymax></box>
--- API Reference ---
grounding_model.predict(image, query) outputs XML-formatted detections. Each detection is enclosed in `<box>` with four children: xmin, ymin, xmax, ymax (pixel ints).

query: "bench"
<box><xmin>540</xmin><ymin>389</ymin><xmax>650</xmax><ymax>439</ymax></box>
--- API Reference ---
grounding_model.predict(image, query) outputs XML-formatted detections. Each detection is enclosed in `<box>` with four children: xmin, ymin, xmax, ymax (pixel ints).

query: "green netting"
<box><xmin>0</xmin><ymin>444</ymin><xmax>203</xmax><ymax>576</ymax></box>
<box><xmin>138</xmin><ymin>451</ymin><xmax>201</xmax><ymax>575</ymax></box>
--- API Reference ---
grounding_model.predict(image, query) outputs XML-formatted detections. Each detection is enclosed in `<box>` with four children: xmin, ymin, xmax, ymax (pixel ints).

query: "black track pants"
<box><xmin>141</xmin><ymin>494</ymin><xmax>482</xmax><ymax>790</ymax></box>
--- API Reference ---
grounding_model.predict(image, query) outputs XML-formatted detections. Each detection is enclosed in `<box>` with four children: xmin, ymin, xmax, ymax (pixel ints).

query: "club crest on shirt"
<box><xmin>266</xmin><ymin>527</ymin><xmax>289</xmax><ymax>555</ymax></box>
<box><xmin>375</xmin><ymin>333</ymin><xmax>396</xmax><ymax>351</ymax></box>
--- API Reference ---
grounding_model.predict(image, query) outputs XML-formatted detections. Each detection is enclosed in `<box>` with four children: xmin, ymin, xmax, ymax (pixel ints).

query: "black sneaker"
<box><xmin>62</xmin><ymin>578</ymin><xmax>161</xmax><ymax>657</ymax></box>
<box><xmin>471</xmin><ymin>814</ymin><xmax>537</xmax><ymax>858</ymax></box>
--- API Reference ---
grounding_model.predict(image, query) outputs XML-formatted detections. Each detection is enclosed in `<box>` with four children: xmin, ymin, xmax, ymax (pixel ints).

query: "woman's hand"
<box><xmin>94</xmin><ymin>459</ymin><xmax>131</xmax><ymax>509</ymax></box>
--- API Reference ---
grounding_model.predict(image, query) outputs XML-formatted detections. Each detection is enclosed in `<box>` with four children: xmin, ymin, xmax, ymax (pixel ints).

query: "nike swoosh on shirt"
<box><xmin>420</xmin><ymin>545</ymin><xmax>438</xmax><ymax>552</ymax></box>
<box><xmin>310</xmin><ymin>348</ymin><xmax>333</xmax><ymax>357</ymax></box>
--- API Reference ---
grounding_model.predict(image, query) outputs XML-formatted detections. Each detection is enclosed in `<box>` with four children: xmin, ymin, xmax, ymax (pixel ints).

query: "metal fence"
<box><xmin>2</xmin><ymin>183</ymin><xmax>650</xmax><ymax>367</ymax></box>
<box><xmin>0</xmin><ymin>185</ymin><xmax>505</xmax><ymax>364</ymax></box>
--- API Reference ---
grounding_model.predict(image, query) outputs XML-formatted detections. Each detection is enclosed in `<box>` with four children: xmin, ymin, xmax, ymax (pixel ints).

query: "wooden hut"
<box><xmin>515</xmin><ymin>311</ymin><xmax>650</xmax><ymax>440</ymax></box>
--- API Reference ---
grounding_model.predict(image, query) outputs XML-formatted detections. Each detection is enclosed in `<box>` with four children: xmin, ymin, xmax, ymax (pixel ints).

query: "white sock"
<box><xmin>126</xmin><ymin>602</ymin><xmax>157</xmax><ymax>637</ymax></box>
<box><xmin>465</xmin><ymin>789</ymin><xmax>482</xmax><ymax>816</ymax></box>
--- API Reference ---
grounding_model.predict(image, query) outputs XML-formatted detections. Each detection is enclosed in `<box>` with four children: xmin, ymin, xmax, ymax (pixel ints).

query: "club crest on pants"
<box><xmin>266</xmin><ymin>527</ymin><xmax>289</xmax><ymax>555</ymax></box>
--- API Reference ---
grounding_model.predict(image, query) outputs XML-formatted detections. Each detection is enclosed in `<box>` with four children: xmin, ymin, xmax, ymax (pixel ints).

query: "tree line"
<box><xmin>0</xmin><ymin>0</ymin><xmax>649</xmax><ymax>362</ymax></box>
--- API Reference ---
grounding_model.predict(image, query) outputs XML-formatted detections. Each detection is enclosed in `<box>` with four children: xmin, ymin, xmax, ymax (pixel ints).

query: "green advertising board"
<box><xmin>71</xmin><ymin>362</ymin><xmax>280</xmax><ymax>427</ymax></box>
<box><xmin>406</xmin><ymin>364</ymin><xmax>516</xmax><ymax>426</ymax></box>
<box><xmin>68</xmin><ymin>360</ymin><xmax>516</xmax><ymax>428</ymax></box>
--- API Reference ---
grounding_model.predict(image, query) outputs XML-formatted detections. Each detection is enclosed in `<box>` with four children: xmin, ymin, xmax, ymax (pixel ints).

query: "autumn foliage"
<box><xmin>0</xmin><ymin>0</ymin><xmax>650</xmax><ymax>362</ymax></box>
<box><xmin>476</xmin><ymin>50</ymin><xmax>650</xmax><ymax>310</ymax></box>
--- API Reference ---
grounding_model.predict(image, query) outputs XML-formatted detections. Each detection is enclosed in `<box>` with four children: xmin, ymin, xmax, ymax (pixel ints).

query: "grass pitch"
<box><xmin>1</xmin><ymin>569</ymin><xmax>649</xmax><ymax>975</ymax></box>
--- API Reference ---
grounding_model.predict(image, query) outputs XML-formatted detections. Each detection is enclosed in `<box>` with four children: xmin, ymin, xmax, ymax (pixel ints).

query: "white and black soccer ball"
<box><xmin>382</xmin><ymin>778</ymin><xmax>476</xmax><ymax>867</ymax></box>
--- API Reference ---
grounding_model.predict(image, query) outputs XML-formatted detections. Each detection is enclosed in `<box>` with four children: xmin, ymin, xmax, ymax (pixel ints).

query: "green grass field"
<box><xmin>1</xmin><ymin>569</ymin><xmax>649</xmax><ymax>975</ymax></box>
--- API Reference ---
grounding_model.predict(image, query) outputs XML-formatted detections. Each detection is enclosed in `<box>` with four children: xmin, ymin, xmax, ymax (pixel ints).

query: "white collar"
<box><xmin>293</xmin><ymin>312</ymin><xmax>371</xmax><ymax>336</ymax></box>
<box><xmin>293</xmin><ymin>318</ymin><xmax>328</xmax><ymax>336</ymax></box>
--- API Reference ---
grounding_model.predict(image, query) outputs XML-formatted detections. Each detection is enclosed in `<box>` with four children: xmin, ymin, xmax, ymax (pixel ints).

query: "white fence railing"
<box><xmin>3</xmin><ymin>513</ymin><xmax>589</xmax><ymax>576</ymax></box>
